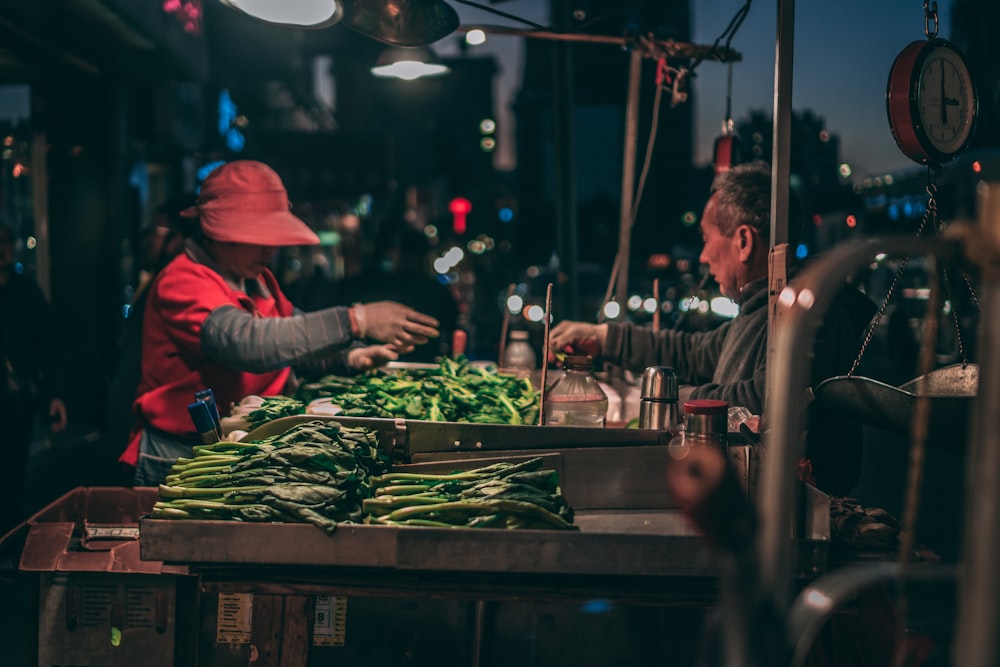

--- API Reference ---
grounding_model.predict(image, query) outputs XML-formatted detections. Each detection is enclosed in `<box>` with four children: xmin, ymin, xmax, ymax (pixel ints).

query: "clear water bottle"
<box><xmin>544</xmin><ymin>354</ymin><xmax>609</xmax><ymax>427</ymax></box>
<box><xmin>503</xmin><ymin>330</ymin><xmax>536</xmax><ymax>370</ymax></box>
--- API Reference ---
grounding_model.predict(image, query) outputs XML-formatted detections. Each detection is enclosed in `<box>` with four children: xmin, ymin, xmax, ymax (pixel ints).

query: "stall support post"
<box><xmin>30</xmin><ymin>87</ymin><xmax>52</xmax><ymax>299</ymax></box>
<box><xmin>760</xmin><ymin>0</ymin><xmax>796</xmax><ymax>614</ymax></box>
<box><xmin>614</xmin><ymin>47</ymin><xmax>643</xmax><ymax>312</ymax></box>
<box><xmin>952</xmin><ymin>181</ymin><xmax>1000</xmax><ymax>667</ymax></box>
<box><xmin>553</xmin><ymin>0</ymin><xmax>579</xmax><ymax>319</ymax></box>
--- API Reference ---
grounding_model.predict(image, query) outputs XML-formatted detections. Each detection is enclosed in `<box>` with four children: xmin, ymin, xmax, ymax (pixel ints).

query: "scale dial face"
<box><xmin>887</xmin><ymin>38</ymin><xmax>978</xmax><ymax>165</ymax></box>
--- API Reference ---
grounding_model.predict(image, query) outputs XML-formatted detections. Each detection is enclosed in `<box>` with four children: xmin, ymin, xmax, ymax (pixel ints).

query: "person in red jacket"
<box><xmin>121</xmin><ymin>160</ymin><xmax>440</xmax><ymax>486</ymax></box>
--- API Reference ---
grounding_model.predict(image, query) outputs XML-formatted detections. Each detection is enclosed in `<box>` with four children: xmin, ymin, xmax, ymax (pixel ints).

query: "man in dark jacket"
<box><xmin>550</xmin><ymin>162</ymin><xmax>875</xmax><ymax>496</ymax></box>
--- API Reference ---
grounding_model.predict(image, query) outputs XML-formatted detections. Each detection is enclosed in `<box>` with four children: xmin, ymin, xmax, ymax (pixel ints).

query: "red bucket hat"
<box><xmin>181</xmin><ymin>161</ymin><xmax>319</xmax><ymax>246</ymax></box>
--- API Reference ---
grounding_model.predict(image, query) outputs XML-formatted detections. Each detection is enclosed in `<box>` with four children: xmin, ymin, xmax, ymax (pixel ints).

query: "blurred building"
<box><xmin>0</xmin><ymin>1</ymin><xmax>505</xmax><ymax>474</ymax></box>
<box><xmin>515</xmin><ymin>0</ymin><xmax>697</xmax><ymax>320</ymax></box>
<box><xmin>951</xmin><ymin>0</ymin><xmax>1000</xmax><ymax>154</ymax></box>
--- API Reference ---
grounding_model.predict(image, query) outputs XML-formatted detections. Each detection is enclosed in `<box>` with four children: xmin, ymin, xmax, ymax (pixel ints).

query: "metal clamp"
<box><xmin>391</xmin><ymin>418</ymin><xmax>409</xmax><ymax>462</ymax></box>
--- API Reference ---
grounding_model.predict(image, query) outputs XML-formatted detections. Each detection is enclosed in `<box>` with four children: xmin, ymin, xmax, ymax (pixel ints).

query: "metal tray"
<box><xmin>813</xmin><ymin>363</ymin><xmax>977</xmax><ymax>455</ymax></box>
<box><xmin>140</xmin><ymin>510</ymin><xmax>713</xmax><ymax>577</ymax></box>
<box><xmin>245</xmin><ymin>414</ymin><xmax>671</xmax><ymax>462</ymax></box>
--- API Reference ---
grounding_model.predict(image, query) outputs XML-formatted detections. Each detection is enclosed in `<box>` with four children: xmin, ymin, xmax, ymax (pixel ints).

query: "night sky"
<box><xmin>449</xmin><ymin>0</ymin><xmax>959</xmax><ymax>179</ymax></box>
<box><xmin>692</xmin><ymin>0</ymin><xmax>957</xmax><ymax>177</ymax></box>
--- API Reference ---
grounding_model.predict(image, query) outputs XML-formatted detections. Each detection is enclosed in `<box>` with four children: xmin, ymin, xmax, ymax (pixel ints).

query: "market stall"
<box><xmin>135</xmin><ymin>405</ymin><xmax>829</xmax><ymax>665</ymax></box>
<box><xmin>1</xmin><ymin>0</ymin><xmax>994</xmax><ymax>665</ymax></box>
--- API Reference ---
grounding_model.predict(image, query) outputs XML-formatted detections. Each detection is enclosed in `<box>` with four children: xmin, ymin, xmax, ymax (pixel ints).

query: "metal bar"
<box><xmin>30</xmin><ymin>87</ymin><xmax>51</xmax><ymax>299</ymax></box>
<box><xmin>457</xmin><ymin>25</ymin><xmax>741</xmax><ymax>63</ymax></box>
<box><xmin>759</xmin><ymin>0</ymin><xmax>795</xmax><ymax>610</ymax></box>
<box><xmin>757</xmin><ymin>235</ymin><xmax>962</xmax><ymax>614</ymax></box>
<box><xmin>539</xmin><ymin>282</ymin><xmax>553</xmax><ymax>424</ymax></box>
<box><xmin>242</xmin><ymin>414</ymin><xmax>669</xmax><ymax>458</ymax></box>
<box><xmin>767</xmin><ymin>0</ymin><xmax>794</xmax><ymax>343</ymax></box>
<box><xmin>652</xmin><ymin>278</ymin><xmax>660</xmax><ymax>332</ymax></box>
<box><xmin>471</xmin><ymin>600</ymin><xmax>490</xmax><ymax>667</ymax></box>
<box><xmin>769</xmin><ymin>0</ymin><xmax>794</xmax><ymax>251</ymax></box>
<box><xmin>498</xmin><ymin>283</ymin><xmax>515</xmax><ymax>366</ymax></box>
<box><xmin>788</xmin><ymin>563</ymin><xmax>956</xmax><ymax>667</ymax></box>
<box><xmin>614</xmin><ymin>47</ymin><xmax>643</xmax><ymax>310</ymax></box>
<box><xmin>953</xmin><ymin>181</ymin><xmax>1000</xmax><ymax>667</ymax></box>
<box><xmin>552</xmin><ymin>0</ymin><xmax>578</xmax><ymax>319</ymax></box>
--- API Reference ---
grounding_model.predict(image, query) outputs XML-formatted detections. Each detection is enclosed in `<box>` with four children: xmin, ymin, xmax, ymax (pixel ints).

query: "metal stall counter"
<box><xmin>139</xmin><ymin>415</ymin><xmax>830</xmax><ymax>666</ymax></box>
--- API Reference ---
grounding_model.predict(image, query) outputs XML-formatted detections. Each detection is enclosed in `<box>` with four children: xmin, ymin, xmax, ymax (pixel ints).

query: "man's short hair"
<box><xmin>709</xmin><ymin>161</ymin><xmax>803</xmax><ymax>248</ymax></box>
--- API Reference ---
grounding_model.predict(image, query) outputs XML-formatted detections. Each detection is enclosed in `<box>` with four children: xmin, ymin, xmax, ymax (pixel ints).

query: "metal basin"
<box><xmin>813</xmin><ymin>363</ymin><xmax>977</xmax><ymax>455</ymax></box>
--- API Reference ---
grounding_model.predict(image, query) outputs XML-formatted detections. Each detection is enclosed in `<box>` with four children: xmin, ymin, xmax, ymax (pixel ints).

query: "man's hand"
<box><xmin>352</xmin><ymin>302</ymin><xmax>440</xmax><ymax>347</ymax></box>
<box><xmin>347</xmin><ymin>344</ymin><xmax>412</xmax><ymax>371</ymax></box>
<box><xmin>548</xmin><ymin>321</ymin><xmax>607</xmax><ymax>360</ymax></box>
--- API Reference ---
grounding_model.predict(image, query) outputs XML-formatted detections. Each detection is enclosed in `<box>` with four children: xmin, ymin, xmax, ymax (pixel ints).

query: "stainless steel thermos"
<box><xmin>638</xmin><ymin>366</ymin><xmax>679</xmax><ymax>431</ymax></box>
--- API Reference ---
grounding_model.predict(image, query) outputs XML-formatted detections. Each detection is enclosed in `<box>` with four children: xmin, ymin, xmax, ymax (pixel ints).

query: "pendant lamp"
<box><xmin>342</xmin><ymin>0</ymin><xmax>459</xmax><ymax>47</ymax></box>
<box><xmin>218</xmin><ymin>0</ymin><xmax>345</xmax><ymax>29</ymax></box>
<box><xmin>371</xmin><ymin>46</ymin><xmax>449</xmax><ymax>80</ymax></box>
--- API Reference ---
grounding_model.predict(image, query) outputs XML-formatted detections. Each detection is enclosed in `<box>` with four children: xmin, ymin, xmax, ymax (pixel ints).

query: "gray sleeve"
<box><xmin>201</xmin><ymin>305</ymin><xmax>356</xmax><ymax>373</ymax></box>
<box><xmin>604</xmin><ymin>321</ymin><xmax>723</xmax><ymax>383</ymax></box>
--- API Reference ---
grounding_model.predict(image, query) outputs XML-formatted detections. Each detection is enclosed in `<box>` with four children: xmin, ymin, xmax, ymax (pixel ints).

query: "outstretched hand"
<box><xmin>347</xmin><ymin>343</ymin><xmax>413</xmax><ymax>371</ymax></box>
<box><xmin>353</xmin><ymin>301</ymin><xmax>440</xmax><ymax>347</ymax></box>
<box><xmin>547</xmin><ymin>321</ymin><xmax>607</xmax><ymax>361</ymax></box>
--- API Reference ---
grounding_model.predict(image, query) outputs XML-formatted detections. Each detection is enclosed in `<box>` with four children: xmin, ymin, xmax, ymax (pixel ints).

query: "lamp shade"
<box><xmin>342</xmin><ymin>0</ymin><xmax>459</xmax><ymax>47</ymax></box>
<box><xmin>218</xmin><ymin>0</ymin><xmax>344</xmax><ymax>29</ymax></box>
<box><xmin>371</xmin><ymin>46</ymin><xmax>449</xmax><ymax>80</ymax></box>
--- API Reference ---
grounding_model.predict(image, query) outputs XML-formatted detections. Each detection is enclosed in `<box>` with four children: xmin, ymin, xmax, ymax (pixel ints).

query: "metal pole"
<box><xmin>757</xmin><ymin>236</ymin><xmax>961</xmax><ymax>614</ymax></box>
<box><xmin>767</xmin><ymin>0</ymin><xmax>794</xmax><ymax>318</ymax></box>
<box><xmin>952</xmin><ymin>181</ymin><xmax>1000</xmax><ymax>667</ymax></box>
<box><xmin>614</xmin><ymin>47</ymin><xmax>643</xmax><ymax>309</ymax></box>
<box><xmin>471</xmin><ymin>600</ymin><xmax>491</xmax><ymax>667</ymax></box>
<box><xmin>759</xmin><ymin>0</ymin><xmax>795</xmax><ymax>608</ymax></box>
<box><xmin>552</xmin><ymin>0</ymin><xmax>578</xmax><ymax>318</ymax></box>
<box><xmin>30</xmin><ymin>87</ymin><xmax>51</xmax><ymax>299</ymax></box>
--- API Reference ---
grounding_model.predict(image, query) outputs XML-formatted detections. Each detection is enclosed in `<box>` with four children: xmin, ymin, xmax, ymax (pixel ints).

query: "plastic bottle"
<box><xmin>503</xmin><ymin>330</ymin><xmax>536</xmax><ymax>370</ymax></box>
<box><xmin>543</xmin><ymin>354</ymin><xmax>609</xmax><ymax>427</ymax></box>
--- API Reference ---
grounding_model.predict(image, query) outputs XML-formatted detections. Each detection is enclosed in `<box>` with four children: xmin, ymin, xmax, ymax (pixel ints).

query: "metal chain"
<box><xmin>848</xmin><ymin>182</ymin><xmax>939</xmax><ymax>376</ymax></box>
<box><xmin>940</xmin><ymin>267</ymin><xmax>966</xmax><ymax>363</ymax></box>
<box><xmin>924</xmin><ymin>0</ymin><xmax>939</xmax><ymax>39</ymax></box>
<box><xmin>960</xmin><ymin>269</ymin><xmax>981</xmax><ymax>311</ymax></box>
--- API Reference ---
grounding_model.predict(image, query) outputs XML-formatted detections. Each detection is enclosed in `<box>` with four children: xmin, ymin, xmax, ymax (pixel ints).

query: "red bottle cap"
<box><xmin>683</xmin><ymin>399</ymin><xmax>729</xmax><ymax>415</ymax></box>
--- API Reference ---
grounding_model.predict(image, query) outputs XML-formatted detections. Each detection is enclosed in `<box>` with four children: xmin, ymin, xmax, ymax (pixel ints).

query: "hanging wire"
<box><xmin>599</xmin><ymin>54</ymin><xmax>675</xmax><ymax>322</ymax></box>
<box><xmin>688</xmin><ymin>0</ymin><xmax>753</xmax><ymax>74</ymax></box>
<box><xmin>596</xmin><ymin>2</ymin><xmax>754</xmax><ymax>321</ymax></box>
<box><xmin>849</xmin><ymin>173</ymin><xmax>939</xmax><ymax>376</ymax></box>
<box><xmin>451</xmin><ymin>0</ymin><xmax>547</xmax><ymax>30</ymax></box>
<box><xmin>629</xmin><ymin>59</ymin><xmax>669</xmax><ymax>225</ymax></box>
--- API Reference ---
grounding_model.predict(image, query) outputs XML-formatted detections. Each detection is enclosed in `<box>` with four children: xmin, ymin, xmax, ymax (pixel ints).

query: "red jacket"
<box><xmin>119</xmin><ymin>253</ymin><xmax>294</xmax><ymax>466</ymax></box>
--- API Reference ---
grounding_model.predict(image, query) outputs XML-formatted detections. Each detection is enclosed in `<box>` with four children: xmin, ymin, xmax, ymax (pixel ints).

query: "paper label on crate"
<box><xmin>312</xmin><ymin>595</ymin><xmax>347</xmax><ymax>647</ymax></box>
<box><xmin>85</xmin><ymin>525</ymin><xmax>140</xmax><ymax>541</ymax></box>
<box><xmin>216</xmin><ymin>592</ymin><xmax>253</xmax><ymax>644</ymax></box>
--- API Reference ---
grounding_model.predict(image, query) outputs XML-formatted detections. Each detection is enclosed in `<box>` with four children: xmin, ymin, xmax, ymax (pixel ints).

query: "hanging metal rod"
<box><xmin>457</xmin><ymin>25</ymin><xmax>741</xmax><ymax>63</ymax></box>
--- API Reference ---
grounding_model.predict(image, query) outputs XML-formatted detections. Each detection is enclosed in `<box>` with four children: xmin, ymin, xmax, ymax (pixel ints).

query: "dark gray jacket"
<box><xmin>603</xmin><ymin>279</ymin><xmax>769</xmax><ymax>412</ymax></box>
<box><xmin>602</xmin><ymin>276</ymin><xmax>875</xmax><ymax>496</ymax></box>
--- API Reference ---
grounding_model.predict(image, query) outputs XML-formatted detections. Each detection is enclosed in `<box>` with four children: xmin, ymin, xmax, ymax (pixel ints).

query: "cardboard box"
<box><xmin>0</xmin><ymin>486</ymin><xmax>194</xmax><ymax>667</ymax></box>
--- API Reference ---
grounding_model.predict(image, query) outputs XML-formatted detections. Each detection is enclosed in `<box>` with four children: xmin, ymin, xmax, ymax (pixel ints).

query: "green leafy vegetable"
<box><xmin>296</xmin><ymin>356</ymin><xmax>539</xmax><ymax>425</ymax></box>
